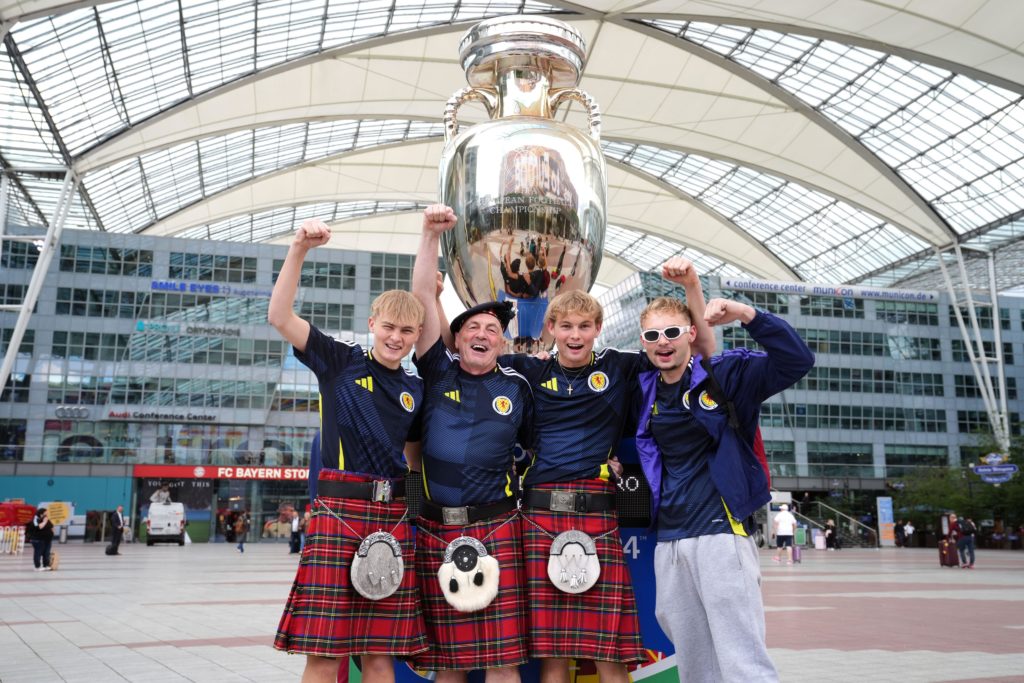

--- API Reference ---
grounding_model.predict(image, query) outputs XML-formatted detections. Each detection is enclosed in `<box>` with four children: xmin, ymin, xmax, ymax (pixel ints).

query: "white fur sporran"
<box><xmin>438</xmin><ymin>536</ymin><xmax>500</xmax><ymax>612</ymax></box>
<box><xmin>547</xmin><ymin>529</ymin><xmax>600</xmax><ymax>594</ymax></box>
<box><xmin>350</xmin><ymin>531</ymin><xmax>405</xmax><ymax>600</ymax></box>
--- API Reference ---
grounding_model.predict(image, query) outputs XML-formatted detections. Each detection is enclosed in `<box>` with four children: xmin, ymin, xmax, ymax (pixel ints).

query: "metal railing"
<box><xmin>805</xmin><ymin>500</ymin><xmax>878</xmax><ymax>548</ymax></box>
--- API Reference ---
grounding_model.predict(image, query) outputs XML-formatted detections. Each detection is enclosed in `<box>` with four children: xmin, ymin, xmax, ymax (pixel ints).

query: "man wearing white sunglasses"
<box><xmin>635</xmin><ymin>296</ymin><xmax>814</xmax><ymax>682</ymax></box>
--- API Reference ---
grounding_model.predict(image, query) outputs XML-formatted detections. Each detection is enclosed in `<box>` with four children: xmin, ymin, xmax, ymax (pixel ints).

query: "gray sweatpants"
<box><xmin>654</xmin><ymin>533</ymin><xmax>778</xmax><ymax>683</ymax></box>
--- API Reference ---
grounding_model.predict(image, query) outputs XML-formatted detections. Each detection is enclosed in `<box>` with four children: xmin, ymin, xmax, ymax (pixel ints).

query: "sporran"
<box><xmin>546</xmin><ymin>529</ymin><xmax>600</xmax><ymax>594</ymax></box>
<box><xmin>437</xmin><ymin>536</ymin><xmax>500</xmax><ymax>612</ymax></box>
<box><xmin>350</xmin><ymin>531</ymin><xmax>405</xmax><ymax>601</ymax></box>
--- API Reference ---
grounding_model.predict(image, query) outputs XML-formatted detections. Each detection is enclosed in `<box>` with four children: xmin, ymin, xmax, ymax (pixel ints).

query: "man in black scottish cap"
<box><xmin>410</xmin><ymin>204</ymin><xmax>534</xmax><ymax>682</ymax></box>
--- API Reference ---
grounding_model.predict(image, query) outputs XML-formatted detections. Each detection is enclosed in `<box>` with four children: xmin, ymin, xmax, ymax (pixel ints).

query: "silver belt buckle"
<box><xmin>549</xmin><ymin>490</ymin><xmax>576</xmax><ymax>513</ymax></box>
<box><xmin>442</xmin><ymin>506</ymin><xmax>470</xmax><ymax>525</ymax></box>
<box><xmin>371</xmin><ymin>480</ymin><xmax>392</xmax><ymax>503</ymax></box>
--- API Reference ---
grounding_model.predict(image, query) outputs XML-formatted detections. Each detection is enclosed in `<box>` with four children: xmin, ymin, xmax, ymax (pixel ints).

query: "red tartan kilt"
<box><xmin>274</xmin><ymin>470</ymin><xmax>427</xmax><ymax>658</ymax></box>
<box><xmin>523</xmin><ymin>478</ymin><xmax>644</xmax><ymax>663</ymax></box>
<box><xmin>412</xmin><ymin>510</ymin><xmax>528</xmax><ymax>671</ymax></box>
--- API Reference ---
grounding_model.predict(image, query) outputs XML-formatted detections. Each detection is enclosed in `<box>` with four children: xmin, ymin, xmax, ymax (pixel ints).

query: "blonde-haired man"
<box><xmin>270</xmin><ymin>219</ymin><xmax>428</xmax><ymax>683</ymax></box>
<box><xmin>635</xmin><ymin>297</ymin><xmax>814</xmax><ymax>682</ymax></box>
<box><xmin>499</xmin><ymin>258</ymin><xmax>714</xmax><ymax>683</ymax></box>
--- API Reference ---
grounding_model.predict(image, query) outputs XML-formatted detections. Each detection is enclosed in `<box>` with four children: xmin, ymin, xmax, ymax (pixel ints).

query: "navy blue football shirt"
<box><xmin>650</xmin><ymin>366</ymin><xmax>748</xmax><ymax>541</ymax></box>
<box><xmin>501</xmin><ymin>348</ymin><xmax>646</xmax><ymax>486</ymax></box>
<box><xmin>295</xmin><ymin>325</ymin><xmax>422</xmax><ymax>478</ymax></box>
<box><xmin>415</xmin><ymin>339</ymin><xmax>533</xmax><ymax>507</ymax></box>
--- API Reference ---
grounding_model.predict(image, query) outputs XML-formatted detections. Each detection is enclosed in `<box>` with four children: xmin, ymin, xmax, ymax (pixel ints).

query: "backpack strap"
<box><xmin>699</xmin><ymin>356</ymin><xmax>740</xmax><ymax>430</ymax></box>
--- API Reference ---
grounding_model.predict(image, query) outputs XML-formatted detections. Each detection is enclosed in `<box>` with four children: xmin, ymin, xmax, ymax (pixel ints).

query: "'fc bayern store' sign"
<box><xmin>133</xmin><ymin>465</ymin><xmax>309</xmax><ymax>480</ymax></box>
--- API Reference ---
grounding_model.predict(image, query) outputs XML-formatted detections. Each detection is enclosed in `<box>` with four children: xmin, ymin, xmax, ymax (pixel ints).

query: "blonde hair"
<box><xmin>544</xmin><ymin>289</ymin><xmax>603</xmax><ymax>327</ymax></box>
<box><xmin>371</xmin><ymin>290</ymin><xmax>425</xmax><ymax>327</ymax></box>
<box><xmin>639</xmin><ymin>296</ymin><xmax>692</xmax><ymax>327</ymax></box>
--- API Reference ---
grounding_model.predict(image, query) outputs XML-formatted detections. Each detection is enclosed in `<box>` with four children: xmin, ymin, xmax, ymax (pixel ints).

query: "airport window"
<box><xmin>950</xmin><ymin>339</ymin><xmax>1014</xmax><ymax>365</ymax></box>
<box><xmin>1</xmin><ymin>241</ymin><xmax>39</xmax><ymax>269</ymax></box>
<box><xmin>299</xmin><ymin>302</ymin><xmax>354</xmax><ymax>332</ymax></box>
<box><xmin>799</xmin><ymin>328</ymin><xmax>941</xmax><ymax>360</ymax></box>
<box><xmin>51</xmin><ymin>331</ymin><xmax>131</xmax><ymax>361</ymax></box>
<box><xmin>59</xmin><ymin>245</ymin><xmax>153</xmax><ymax>276</ymax></box>
<box><xmin>108</xmin><ymin>377</ymin><xmax>275</xmax><ymax>410</ymax></box>
<box><xmin>370</xmin><ymin>253</ymin><xmax>413</xmax><ymax>296</ymax></box>
<box><xmin>42</xmin><ymin>420</ymin><xmax>141</xmax><ymax>463</ymax></box>
<box><xmin>797</xmin><ymin>367</ymin><xmax>944</xmax><ymax>396</ymax></box>
<box><xmin>954</xmin><ymin>375</ymin><xmax>1017</xmax><ymax>400</ymax></box>
<box><xmin>875</xmin><ymin>301</ymin><xmax>939</xmax><ymax>326</ymax></box>
<box><xmin>262</xmin><ymin>426</ymin><xmax>320</xmax><ymax>467</ymax></box>
<box><xmin>762</xmin><ymin>403</ymin><xmax>946</xmax><ymax>432</ymax></box>
<box><xmin>0</xmin><ymin>420</ymin><xmax>26</xmax><ymax>461</ymax></box>
<box><xmin>271</xmin><ymin>390</ymin><xmax>320</xmax><ymax>413</ymax></box>
<box><xmin>46</xmin><ymin>375</ymin><xmax>113</xmax><ymax>405</ymax></box>
<box><xmin>126</xmin><ymin>334</ymin><xmax>286</xmax><ymax>366</ymax></box>
<box><xmin>273</xmin><ymin>259</ymin><xmax>356</xmax><ymax>290</ymax></box>
<box><xmin>762</xmin><ymin>440</ymin><xmax>796</xmax><ymax>477</ymax></box>
<box><xmin>884</xmin><ymin>445</ymin><xmax>948</xmax><ymax>478</ymax></box>
<box><xmin>169</xmin><ymin>252</ymin><xmax>257</xmax><ymax>283</ymax></box>
<box><xmin>1</xmin><ymin>328</ymin><xmax>34</xmax><ymax>356</ymax></box>
<box><xmin>136</xmin><ymin>293</ymin><xmax>269</xmax><ymax>324</ymax></box>
<box><xmin>957</xmin><ymin>411</ymin><xmax>1022</xmax><ymax>435</ymax></box>
<box><xmin>722</xmin><ymin>327</ymin><xmax>762</xmax><ymax>351</ymax></box>
<box><xmin>806</xmin><ymin>442</ymin><xmax>874</xmax><ymax>477</ymax></box>
<box><xmin>55</xmin><ymin>287</ymin><xmax>140</xmax><ymax>318</ymax></box>
<box><xmin>948</xmin><ymin>305</ymin><xmax>1011</xmax><ymax>330</ymax></box>
<box><xmin>800</xmin><ymin>295</ymin><xmax>864</xmax><ymax>318</ymax></box>
<box><xmin>155</xmin><ymin>424</ymin><xmax>241</xmax><ymax>465</ymax></box>
<box><xmin>1</xmin><ymin>284</ymin><xmax>29</xmax><ymax>306</ymax></box>
<box><xmin>1</xmin><ymin>373</ymin><xmax>30</xmax><ymax>403</ymax></box>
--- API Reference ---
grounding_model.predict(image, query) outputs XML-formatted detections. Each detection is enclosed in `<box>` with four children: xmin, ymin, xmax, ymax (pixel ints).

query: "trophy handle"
<box><xmin>549</xmin><ymin>88</ymin><xmax>602</xmax><ymax>141</ymax></box>
<box><xmin>444</xmin><ymin>87</ymin><xmax>497</xmax><ymax>142</ymax></box>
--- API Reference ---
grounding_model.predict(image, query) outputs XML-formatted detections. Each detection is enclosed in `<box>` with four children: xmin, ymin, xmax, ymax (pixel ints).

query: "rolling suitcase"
<box><xmin>939</xmin><ymin>539</ymin><xmax>959</xmax><ymax>567</ymax></box>
<box><xmin>105</xmin><ymin>544</ymin><xmax>117</xmax><ymax>556</ymax></box>
<box><xmin>791</xmin><ymin>544</ymin><xmax>802</xmax><ymax>563</ymax></box>
<box><xmin>48</xmin><ymin>550</ymin><xmax>60</xmax><ymax>571</ymax></box>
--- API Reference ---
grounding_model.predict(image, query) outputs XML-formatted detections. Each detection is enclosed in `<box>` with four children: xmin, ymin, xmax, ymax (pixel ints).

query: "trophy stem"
<box><xmin>496</xmin><ymin>66</ymin><xmax>552</xmax><ymax>119</ymax></box>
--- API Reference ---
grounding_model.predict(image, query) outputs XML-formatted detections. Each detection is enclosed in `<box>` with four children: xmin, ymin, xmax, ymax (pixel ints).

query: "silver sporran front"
<box><xmin>350</xmin><ymin>531</ymin><xmax>405</xmax><ymax>601</ymax></box>
<box><xmin>546</xmin><ymin>529</ymin><xmax>600</xmax><ymax>594</ymax></box>
<box><xmin>439</xmin><ymin>16</ymin><xmax>606</xmax><ymax>351</ymax></box>
<box><xmin>438</xmin><ymin>536</ymin><xmax>500</xmax><ymax>612</ymax></box>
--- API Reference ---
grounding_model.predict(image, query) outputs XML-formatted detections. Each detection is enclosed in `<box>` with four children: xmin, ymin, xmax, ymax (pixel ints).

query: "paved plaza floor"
<box><xmin>2</xmin><ymin>543</ymin><xmax>1023</xmax><ymax>682</ymax></box>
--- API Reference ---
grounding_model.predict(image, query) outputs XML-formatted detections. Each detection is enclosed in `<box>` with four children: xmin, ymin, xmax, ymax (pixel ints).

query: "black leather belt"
<box><xmin>317</xmin><ymin>477</ymin><xmax>406</xmax><ymax>503</ymax></box>
<box><xmin>419</xmin><ymin>496</ymin><xmax>517</xmax><ymax>525</ymax></box>
<box><xmin>524</xmin><ymin>489</ymin><xmax>616</xmax><ymax>513</ymax></box>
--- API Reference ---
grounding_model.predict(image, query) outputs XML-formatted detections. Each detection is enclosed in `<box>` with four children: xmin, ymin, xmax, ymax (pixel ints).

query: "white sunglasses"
<box><xmin>641</xmin><ymin>325</ymin><xmax>691</xmax><ymax>343</ymax></box>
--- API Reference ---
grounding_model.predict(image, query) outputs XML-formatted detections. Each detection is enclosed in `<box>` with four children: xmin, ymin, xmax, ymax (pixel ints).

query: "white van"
<box><xmin>146</xmin><ymin>502</ymin><xmax>186</xmax><ymax>546</ymax></box>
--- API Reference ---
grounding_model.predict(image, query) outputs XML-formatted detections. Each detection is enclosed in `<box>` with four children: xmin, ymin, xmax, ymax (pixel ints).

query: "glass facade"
<box><xmin>0</xmin><ymin>230</ymin><xmax>387</xmax><ymax>464</ymax></box>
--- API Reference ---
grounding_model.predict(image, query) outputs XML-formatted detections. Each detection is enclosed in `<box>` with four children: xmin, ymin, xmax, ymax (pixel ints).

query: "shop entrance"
<box><xmin>254</xmin><ymin>480</ymin><xmax>309</xmax><ymax>544</ymax></box>
<box><xmin>215</xmin><ymin>479</ymin><xmax>252</xmax><ymax>544</ymax></box>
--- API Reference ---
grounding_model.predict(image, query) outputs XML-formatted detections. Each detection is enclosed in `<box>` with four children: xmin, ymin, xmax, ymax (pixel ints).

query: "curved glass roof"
<box><xmin>8</xmin><ymin>0</ymin><xmax>558</xmax><ymax>156</ymax></box>
<box><xmin>642</xmin><ymin>20</ymin><xmax>1024</xmax><ymax>238</ymax></box>
<box><xmin>82</xmin><ymin>119</ymin><xmax>442</xmax><ymax>233</ymax></box>
<box><xmin>179</xmin><ymin>200</ymin><xmax>429</xmax><ymax>242</ymax></box>
<box><xmin>603</xmin><ymin>140</ymin><xmax>929</xmax><ymax>283</ymax></box>
<box><xmin>2</xmin><ymin>1</ymin><xmax>1023</xmax><ymax>291</ymax></box>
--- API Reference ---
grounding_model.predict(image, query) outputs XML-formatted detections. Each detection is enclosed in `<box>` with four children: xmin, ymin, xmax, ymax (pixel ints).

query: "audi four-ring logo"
<box><xmin>55</xmin><ymin>406</ymin><xmax>89</xmax><ymax>419</ymax></box>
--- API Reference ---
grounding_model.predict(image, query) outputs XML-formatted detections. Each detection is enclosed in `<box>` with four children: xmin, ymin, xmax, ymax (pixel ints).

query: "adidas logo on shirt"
<box><xmin>444</xmin><ymin>390</ymin><xmax>460</xmax><ymax>403</ymax></box>
<box><xmin>355</xmin><ymin>376</ymin><xmax>374</xmax><ymax>392</ymax></box>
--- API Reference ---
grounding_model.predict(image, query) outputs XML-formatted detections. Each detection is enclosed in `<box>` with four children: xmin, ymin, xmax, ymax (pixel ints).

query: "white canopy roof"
<box><xmin>2</xmin><ymin>0</ymin><xmax>1023</xmax><ymax>289</ymax></box>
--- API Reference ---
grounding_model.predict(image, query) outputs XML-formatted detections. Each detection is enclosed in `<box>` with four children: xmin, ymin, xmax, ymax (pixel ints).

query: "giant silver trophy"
<box><xmin>439</xmin><ymin>16</ymin><xmax>606</xmax><ymax>349</ymax></box>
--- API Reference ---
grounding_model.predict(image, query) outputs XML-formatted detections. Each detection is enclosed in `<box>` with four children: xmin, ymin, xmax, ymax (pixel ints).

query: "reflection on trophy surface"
<box><xmin>438</xmin><ymin>15</ymin><xmax>606</xmax><ymax>347</ymax></box>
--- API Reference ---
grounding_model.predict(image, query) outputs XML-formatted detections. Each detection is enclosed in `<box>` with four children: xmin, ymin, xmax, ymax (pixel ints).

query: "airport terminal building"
<box><xmin>1</xmin><ymin>229</ymin><xmax>1020</xmax><ymax>542</ymax></box>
